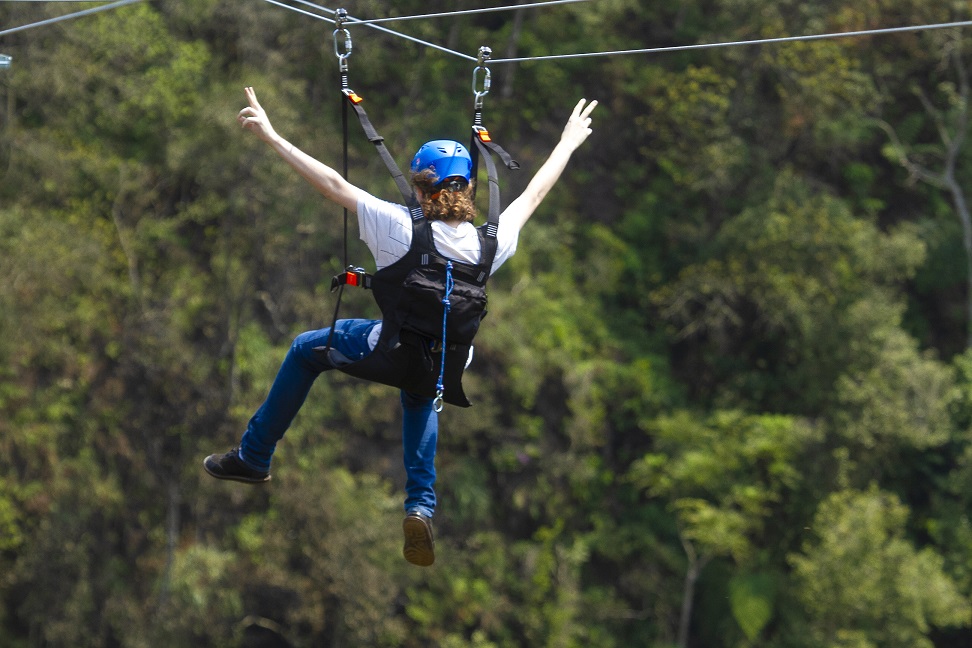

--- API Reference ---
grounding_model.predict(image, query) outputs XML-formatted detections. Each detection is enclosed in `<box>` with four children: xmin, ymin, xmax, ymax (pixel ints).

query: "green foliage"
<box><xmin>834</xmin><ymin>300</ymin><xmax>956</xmax><ymax>449</ymax></box>
<box><xmin>653</xmin><ymin>170</ymin><xmax>927</xmax><ymax>412</ymax></box>
<box><xmin>633</xmin><ymin>411</ymin><xmax>820</xmax><ymax>564</ymax></box>
<box><xmin>728</xmin><ymin>572</ymin><xmax>777</xmax><ymax>643</ymax></box>
<box><xmin>1</xmin><ymin>1</ymin><xmax>972</xmax><ymax>647</ymax></box>
<box><xmin>639</xmin><ymin>64</ymin><xmax>743</xmax><ymax>193</ymax></box>
<box><xmin>790</xmin><ymin>487</ymin><xmax>972</xmax><ymax>648</ymax></box>
<box><xmin>153</xmin><ymin>546</ymin><xmax>244</xmax><ymax>647</ymax></box>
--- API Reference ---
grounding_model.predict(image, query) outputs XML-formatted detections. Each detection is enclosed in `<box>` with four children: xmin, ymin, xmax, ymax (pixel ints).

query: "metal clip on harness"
<box><xmin>472</xmin><ymin>46</ymin><xmax>492</xmax><ymax>110</ymax></box>
<box><xmin>333</xmin><ymin>8</ymin><xmax>352</xmax><ymax>73</ymax></box>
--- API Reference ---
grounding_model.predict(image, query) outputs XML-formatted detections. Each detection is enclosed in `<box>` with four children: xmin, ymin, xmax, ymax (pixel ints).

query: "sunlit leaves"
<box><xmin>653</xmin><ymin>170</ymin><xmax>927</xmax><ymax>411</ymax></box>
<box><xmin>790</xmin><ymin>487</ymin><xmax>971</xmax><ymax>648</ymax></box>
<box><xmin>728</xmin><ymin>571</ymin><xmax>776</xmax><ymax>642</ymax></box>
<box><xmin>834</xmin><ymin>302</ymin><xmax>956</xmax><ymax>449</ymax></box>
<box><xmin>632</xmin><ymin>411</ymin><xmax>819</xmax><ymax>562</ymax></box>
<box><xmin>637</xmin><ymin>64</ymin><xmax>744</xmax><ymax>193</ymax></box>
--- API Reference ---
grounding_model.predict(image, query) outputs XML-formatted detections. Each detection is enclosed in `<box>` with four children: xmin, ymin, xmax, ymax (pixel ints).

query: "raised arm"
<box><xmin>237</xmin><ymin>86</ymin><xmax>363</xmax><ymax>213</ymax></box>
<box><xmin>499</xmin><ymin>98</ymin><xmax>598</xmax><ymax>233</ymax></box>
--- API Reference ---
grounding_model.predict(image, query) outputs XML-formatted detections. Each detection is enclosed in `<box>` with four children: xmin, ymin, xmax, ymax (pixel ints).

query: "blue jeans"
<box><xmin>239</xmin><ymin>319</ymin><xmax>438</xmax><ymax>518</ymax></box>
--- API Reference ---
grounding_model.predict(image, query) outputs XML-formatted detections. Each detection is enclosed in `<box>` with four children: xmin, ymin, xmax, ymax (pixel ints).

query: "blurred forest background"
<box><xmin>2</xmin><ymin>0</ymin><xmax>972</xmax><ymax>646</ymax></box>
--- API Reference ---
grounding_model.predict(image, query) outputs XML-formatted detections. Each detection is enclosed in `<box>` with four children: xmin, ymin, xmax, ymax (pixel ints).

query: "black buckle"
<box><xmin>330</xmin><ymin>266</ymin><xmax>372</xmax><ymax>292</ymax></box>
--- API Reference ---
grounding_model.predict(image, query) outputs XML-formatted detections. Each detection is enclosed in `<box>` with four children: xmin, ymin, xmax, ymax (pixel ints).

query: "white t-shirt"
<box><xmin>356</xmin><ymin>192</ymin><xmax>519</xmax><ymax>358</ymax></box>
<box><xmin>356</xmin><ymin>192</ymin><xmax>519</xmax><ymax>272</ymax></box>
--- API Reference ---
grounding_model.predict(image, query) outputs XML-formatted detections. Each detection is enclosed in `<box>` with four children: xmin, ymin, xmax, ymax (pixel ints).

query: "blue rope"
<box><xmin>434</xmin><ymin>261</ymin><xmax>454</xmax><ymax>412</ymax></box>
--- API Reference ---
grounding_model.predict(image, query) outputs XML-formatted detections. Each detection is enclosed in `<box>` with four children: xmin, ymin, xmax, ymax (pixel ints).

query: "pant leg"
<box><xmin>401</xmin><ymin>390</ymin><xmax>438</xmax><ymax>517</ymax></box>
<box><xmin>239</xmin><ymin>319</ymin><xmax>378</xmax><ymax>471</ymax></box>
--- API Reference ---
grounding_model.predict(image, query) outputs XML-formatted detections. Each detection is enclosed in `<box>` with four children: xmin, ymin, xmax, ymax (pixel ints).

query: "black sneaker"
<box><xmin>203</xmin><ymin>448</ymin><xmax>271</xmax><ymax>484</ymax></box>
<box><xmin>402</xmin><ymin>511</ymin><xmax>435</xmax><ymax>566</ymax></box>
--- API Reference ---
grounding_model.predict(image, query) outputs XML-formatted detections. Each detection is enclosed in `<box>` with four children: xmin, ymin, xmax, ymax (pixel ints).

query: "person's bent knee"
<box><xmin>288</xmin><ymin>328</ymin><xmax>337</xmax><ymax>370</ymax></box>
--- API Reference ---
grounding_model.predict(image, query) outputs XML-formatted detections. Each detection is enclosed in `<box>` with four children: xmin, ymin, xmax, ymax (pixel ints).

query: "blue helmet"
<box><xmin>410</xmin><ymin>140</ymin><xmax>473</xmax><ymax>187</ymax></box>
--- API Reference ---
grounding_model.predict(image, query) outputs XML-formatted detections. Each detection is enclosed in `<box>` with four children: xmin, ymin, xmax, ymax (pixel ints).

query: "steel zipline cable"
<box><xmin>0</xmin><ymin>0</ymin><xmax>143</xmax><ymax>38</ymax></box>
<box><xmin>341</xmin><ymin>0</ymin><xmax>593</xmax><ymax>26</ymax></box>
<box><xmin>263</xmin><ymin>0</ymin><xmax>477</xmax><ymax>61</ymax></box>
<box><xmin>489</xmin><ymin>19</ymin><xmax>972</xmax><ymax>63</ymax></box>
<box><xmin>3</xmin><ymin>0</ymin><xmax>972</xmax><ymax>64</ymax></box>
<box><xmin>262</xmin><ymin>0</ymin><xmax>972</xmax><ymax>65</ymax></box>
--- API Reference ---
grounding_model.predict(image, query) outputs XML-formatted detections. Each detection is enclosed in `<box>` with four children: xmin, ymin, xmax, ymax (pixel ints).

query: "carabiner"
<box><xmin>333</xmin><ymin>9</ymin><xmax>352</xmax><ymax>72</ymax></box>
<box><xmin>472</xmin><ymin>45</ymin><xmax>492</xmax><ymax>109</ymax></box>
<box><xmin>472</xmin><ymin>66</ymin><xmax>491</xmax><ymax>109</ymax></box>
<box><xmin>433</xmin><ymin>390</ymin><xmax>445</xmax><ymax>413</ymax></box>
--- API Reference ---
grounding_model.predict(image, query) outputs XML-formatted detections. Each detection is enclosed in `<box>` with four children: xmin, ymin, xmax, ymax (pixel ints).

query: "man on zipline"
<box><xmin>205</xmin><ymin>86</ymin><xmax>597</xmax><ymax>566</ymax></box>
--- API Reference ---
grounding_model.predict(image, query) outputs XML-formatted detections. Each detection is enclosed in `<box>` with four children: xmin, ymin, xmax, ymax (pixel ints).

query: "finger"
<box><xmin>246</xmin><ymin>86</ymin><xmax>262</xmax><ymax>110</ymax></box>
<box><xmin>238</xmin><ymin>111</ymin><xmax>258</xmax><ymax>127</ymax></box>
<box><xmin>571</xmin><ymin>97</ymin><xmax>587</xmax><ymax>118</ymax></box>
<box><xmin>581</xmin><ymin>99</ymin><xmax>598</xmax><ymax>118</ymax></box>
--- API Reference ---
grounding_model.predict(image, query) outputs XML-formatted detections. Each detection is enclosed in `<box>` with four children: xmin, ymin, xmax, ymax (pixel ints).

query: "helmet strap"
<box><xmin>430</xmin><ymin>178</ymin><xmax>468</xmax><ymax>200</ymax></box>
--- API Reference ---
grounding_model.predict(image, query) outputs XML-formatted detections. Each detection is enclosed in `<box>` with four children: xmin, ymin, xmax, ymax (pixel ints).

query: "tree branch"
<box><xmin>111</xmin><ymin>166</ymin><xmax>144</xmax><ymax>311</ymax></box>
<box><xmin>873</xmin><ymin>118</ymin><xmax>948</xmax><ymax>188</ymax></box>
<box><xmin>914</xmin><ymin>84</ymin><xmax>953</xmax><ymax>150</ymax></box>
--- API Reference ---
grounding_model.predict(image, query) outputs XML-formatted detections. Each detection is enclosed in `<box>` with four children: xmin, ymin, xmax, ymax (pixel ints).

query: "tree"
<box><xmin>876</xmin><ymin>30</ymin><xmax>972</xmax><ymax>347</ymax></box>
<box><xmin>790</xmin><ymin>487</ymin><xmax>971</xmax><ymax>648</ymax></box>
<box><xmin>630</xmin><ymin>410</ymin><xmax>821</xmax><ymax>647</ymax></box>
<box><xmin>652</xmin><ymin>170</ymin><xmax>926</xmax><ymax>414</ymax></box>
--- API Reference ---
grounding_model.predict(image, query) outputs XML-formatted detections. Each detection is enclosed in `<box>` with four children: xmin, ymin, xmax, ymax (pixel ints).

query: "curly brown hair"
<box><xmin>411</xmin><ymin>169</ymin><xmax>478</xmax><ymax>223</ymax></box>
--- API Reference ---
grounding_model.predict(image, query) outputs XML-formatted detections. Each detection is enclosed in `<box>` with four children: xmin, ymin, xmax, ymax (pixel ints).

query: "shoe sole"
<box><xmin>202</xmin><ymin>457</ymin><xmax>271</xmax><ymax>484</ymax></box>
<box><xmin>402</xmin><ymin>516</ymin><xmax>435</xmax><ymax>566</ymax></box>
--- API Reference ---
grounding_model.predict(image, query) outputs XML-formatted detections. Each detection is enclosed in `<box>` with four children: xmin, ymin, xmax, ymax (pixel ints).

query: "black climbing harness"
<box><xmin>320</xmin><ymin>10</ymin><xmax>518</xmax><ymax>410</ymax></box>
